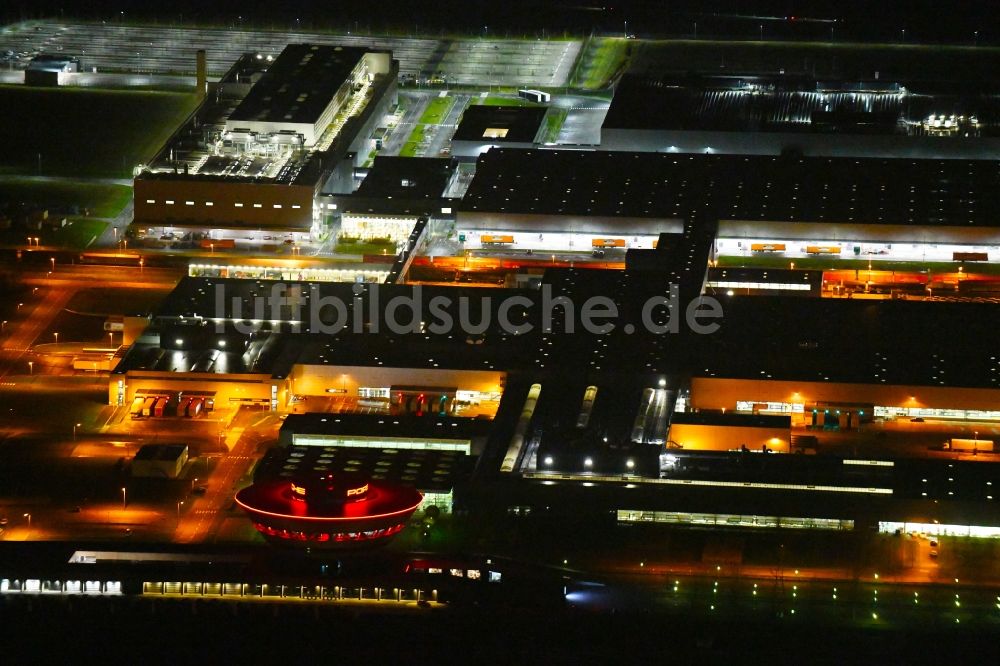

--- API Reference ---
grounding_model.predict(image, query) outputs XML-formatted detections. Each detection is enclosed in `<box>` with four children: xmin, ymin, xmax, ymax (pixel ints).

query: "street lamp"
<box><xmin>139</xmin><ymin>257</ymin><xmax>144</xmax><ymax>273</ymax></box>
<box><xmin>27</xmin><ymin>360</ymin><xmax>33</xmax><ymax>375</ymax></box>
<box><xmin>177</xmin><ymin>500</ymin><xmax>184</xmax><ymax>519</ymax></box>
<box><xmin>121</xmin><ymin>487</ymin><xmax>127</xmax><ymax>510</ymax></box>
<box><xmin>53</xmin><ymin>332</ymin><xmax>59</xmax><ymax>344</ymax></box>
<box><xmin>109</xmin><ymin>331</ymin><xmax>115</xmax><ymax>347</ymax></box>
<box><xmin>23</xmin><ymin>513</ymin><xmax>31</xmax><ymax>530</ymax></box>
<box><xmin>73</xmin><ymin>422</ymin><xmax>81</xmax><ymax>440</ymax></box>
<box><xmin>49</xmin><ymin>257</ymin><xmax>55</xmax><ymax>271</ymax></box>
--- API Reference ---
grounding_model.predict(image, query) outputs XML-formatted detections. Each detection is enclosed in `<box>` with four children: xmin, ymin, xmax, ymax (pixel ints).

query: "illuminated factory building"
<box><xmin>236</xmin><ymin>472</ymin><xmax>422</xmax><ymax>548</ymax></box>
<box><xmin>133</xmin><ymin>44</ymin><xmax>398</xmax><ymax>237</ymax></box>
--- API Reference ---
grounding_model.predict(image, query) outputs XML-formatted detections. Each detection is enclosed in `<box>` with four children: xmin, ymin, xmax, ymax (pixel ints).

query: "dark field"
<box><xmin>0</xmin><ymin>85</ymin><xmax>198</xmax><ymax>177</ymax></box>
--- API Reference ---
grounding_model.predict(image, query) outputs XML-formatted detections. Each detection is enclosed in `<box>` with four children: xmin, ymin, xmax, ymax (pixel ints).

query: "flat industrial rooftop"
<box><xmin>604</xmin><ymin>73</ymin><xmax>1000</xmax><ymax>135</ymax></box>
<box><xmin>453</xmin><ymin>105</ymin><xmax>547</xmax><ymax>143</ymax></box>
<box><xmin>462</xmin><ymin>148</ymin><xmax>1000</xmax><ymax>225</ymax></box>
<box><xmin>228</xmin><ymin>44</ymin><xmax>370</xmax><ymax>126</ymax></box>
<box><xmin>354</xmin><ymin>156</ymin><xmax>457</xmax><ymax>200</ymax></box>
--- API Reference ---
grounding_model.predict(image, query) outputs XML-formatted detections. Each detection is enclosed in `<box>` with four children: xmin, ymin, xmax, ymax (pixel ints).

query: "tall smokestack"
<box><xmin>196</xmin><ymin>49</ymin><xmax>207</xmax><ymax>97</ymax></box>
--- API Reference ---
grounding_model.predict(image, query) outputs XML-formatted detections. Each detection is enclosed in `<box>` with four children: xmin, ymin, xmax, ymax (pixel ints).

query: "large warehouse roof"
<box><xmin>604</xmin><ymin>74</ymin><xmax>1000</xmax><ymax>135</ymax></box>
<box><xmin>354</xmin><ymin>156</ymin><xmax>457</xmax><ymax>200</ymax></box>
<box><xmin>691</xmin><ymin>296</ymin><xmax>1000</xmax><ymax>389</ymax></box>
<box><xmin>117</xmin><ymin>270</ymin><xmax>1000</xmax><ymax>391</ymax></box>
<box><xmin>228</xmin><ymin>44</ymin><xmax>369</xmax><ymax>125</ymax></box>
<box><xmin>453</xmin><ymin>105</ymin><xmax>546</xmax><ymax>143</ymax></box>
<box><xmin>461</xmin><ymin>148</ymin><xmax>1000</xmax><ymax>226</ymax></box>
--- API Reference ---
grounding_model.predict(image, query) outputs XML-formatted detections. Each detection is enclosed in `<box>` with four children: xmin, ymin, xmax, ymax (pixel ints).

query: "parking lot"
<box><xmin>0</xmin><ymin>21</ymin><xmax>581</xmax><ymax>87</ymax></box>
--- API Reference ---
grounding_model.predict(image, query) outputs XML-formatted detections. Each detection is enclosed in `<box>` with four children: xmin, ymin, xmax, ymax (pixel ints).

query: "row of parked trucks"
<box><xmin>130</xmin><ymin>395</ymin><xmax>210</xmax><ymax>419</ymax></box>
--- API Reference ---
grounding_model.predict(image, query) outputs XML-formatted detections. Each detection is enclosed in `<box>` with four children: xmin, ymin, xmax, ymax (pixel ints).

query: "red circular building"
<box><xmin>235</xmin><ymin>472</ymin><xmax>422</xmax><ymax>549</ymax></box>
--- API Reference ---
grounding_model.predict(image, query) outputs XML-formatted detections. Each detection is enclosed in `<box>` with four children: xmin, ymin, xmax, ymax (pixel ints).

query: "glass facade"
<box><xmin>737</xmin><ymin>400</ymin><xmax>804</xmax><ymax>414</ymax></box>
<box><xmin>878</xmin><ymin>521</ymin><xmax>1000</xmax><ymax>539</ymax></box>
<box><xmin>189</xmin><ymin>263</ymin><xmax>388</xmax><ymax>283</ymax></box>
<box><xmin>617</xmin><ymin>510</ymin><xmax>854</xmax><ymax>531</ymax></box>
<box><xmin>707</xmin><ymin>281</ymin><xmax>812</xmax><ymax>292</ymax></box>
<box><xmin>340</xmin><ymin>214</ymin><xmax>417</xmax><ymax>243</ymax></box>
<box><xmin>291</xmin><ymin>434</ymin><xmax>471</xmax><ymax>454</ymax></box>
<box><xmin>874</xmin><ymin>406</ymin><xmax>1000</xmax><ymax>421</ymax></box>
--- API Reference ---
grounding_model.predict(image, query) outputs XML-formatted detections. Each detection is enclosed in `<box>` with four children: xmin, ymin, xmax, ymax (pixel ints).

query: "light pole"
<box><xmin>139</xmin><ymin>257</ymin><xmax>144</xmax><ymax>274</ymax></box>
<box><xmin>73</xmin><ymin>422</ymin><xmax>81</xmax><ymax>440</ymax></box>
<box><xmin>121</xmin><ymin>487</ymin><xmax>127</xmax><ymax>510</ymax></box>
<box><xmin>759</xmin><ymin>24</ymin><xmax>764</xmax><ymax>41</ymax></box>
<box><xmin>53</xmin><ymin>332</ymin><xmax>59</xmax><ymax>344</ymax></box>
<box><xmin>109</xmin><ymin>331</ymin><xmax>114</xmax><ymax>347</ymax></box>
<box><xmin>177</xmin><ymin>500</ymin><xmax>184</xmax><ymax>519</ymax></box>
<box><xmin>23</xmin><ymin>513</ymin><xmax>31</xmax><ymax>533</ymax></box>
<box><xmin>49</xmin><ymin>257</ymin><xmax>55</xmax><ymax>271</ymax></box>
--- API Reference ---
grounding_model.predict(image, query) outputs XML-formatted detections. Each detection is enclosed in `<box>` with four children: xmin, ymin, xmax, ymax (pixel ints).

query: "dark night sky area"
<box><xmin>3</xmin><ymin>1</ymin><xmax>1000</xmax><ymax>44</ymax></box>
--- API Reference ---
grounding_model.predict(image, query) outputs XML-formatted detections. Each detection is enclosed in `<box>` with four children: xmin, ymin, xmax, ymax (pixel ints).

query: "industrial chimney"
<box><xmin>195</xmin><ymin>49</ymin><xmax>207</xmax><ymax>97</ymax></box>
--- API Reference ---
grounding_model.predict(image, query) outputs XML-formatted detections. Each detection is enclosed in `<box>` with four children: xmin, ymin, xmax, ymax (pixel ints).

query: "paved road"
<box><xmin>381</xmin><ymin>93</ymin><xmax>430</xmax><ymax>155</ymax></box>
<box><xmin>175</xmin><ymin>412</ymin><xmax>277</xmax><ymax>543</ymax></box>
<box><xmin>0</xmin><ymin>287</ymin><xmax>73</xmax><ymax>379</ymax></box>
<box><xmin>426</xmin><ymin>93</ymin><xmax>471</xmax><ymax>157</ymax></box>
<box><xmin>0</xmin><ymin>266</ymin><xmax>179</xmax><ymax>381</ymax></box>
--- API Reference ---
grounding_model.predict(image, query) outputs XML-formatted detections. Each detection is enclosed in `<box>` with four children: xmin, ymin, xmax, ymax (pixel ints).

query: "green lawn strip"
<box><xmin>483</xmin><ymin>95</ymin><xmax>526</xmax><ymax>106</ymax></box>
<box><xmin>417</xmin><ymin>96</ymin><xmax>455</xmax><ymax>125</ymax></box>
<box><xmin>581</xmin><ymin>38</ymin><xmax>629</xmax><ymax>89</ymax></box>
<box><xmin>541</xmin><ymin>108</ymin><xmax>569</xmax><ymax>143</ymax></box>
<box><xmin>0</xmin><ymin>85</ymin><xmax>200</xmax><ymax>177</ymax></box>
<box><xmin>333</xmin><ymin>239</ymin><xmax>397</xmax><ymax>255</ymax></box>
<box><xmin>399</xmin><ymin>123</ymin><xmax>429</xmax><ymax>157</ymax></box>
